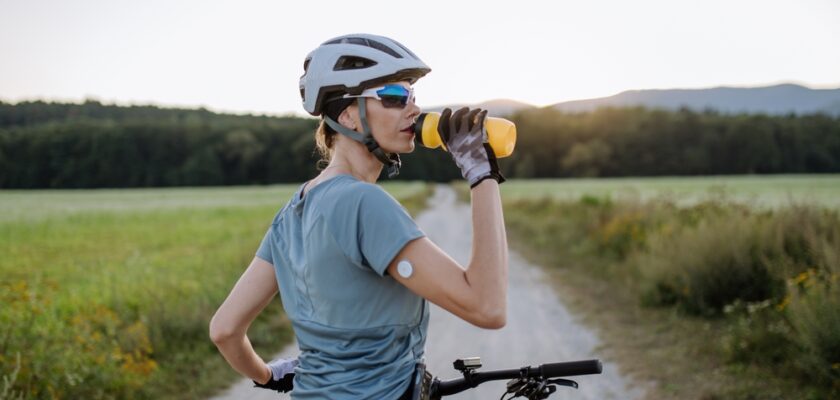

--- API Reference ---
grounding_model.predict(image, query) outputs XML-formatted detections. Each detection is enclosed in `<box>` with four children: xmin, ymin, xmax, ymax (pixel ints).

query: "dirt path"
<box><xmin>210</xmin><ymin>185</ymin><xmax>643</xmax><ymax>399</ymax></box>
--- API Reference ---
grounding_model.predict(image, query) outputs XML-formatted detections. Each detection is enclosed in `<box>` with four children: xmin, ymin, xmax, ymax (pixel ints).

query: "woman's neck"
<box><xmin>320</xmin><ymin>139</ymin><xmax>383</xmax><ymax>184</ymax></box>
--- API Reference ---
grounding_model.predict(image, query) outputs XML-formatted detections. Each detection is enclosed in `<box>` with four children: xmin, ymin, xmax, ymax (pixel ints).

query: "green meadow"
<box><xmin>0</xmin><ymin>181</ymin><xmax>430</xmax><ymax>399</ymax></box>
<box><xmin>497</xmin><ymin>174</ymin><xmax>840</xmax><ymax>209</ymax></box>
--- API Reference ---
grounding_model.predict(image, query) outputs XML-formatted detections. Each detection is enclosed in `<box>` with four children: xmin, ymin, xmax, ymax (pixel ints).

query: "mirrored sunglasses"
<box><xmin>343</xmin><ymin>84</ymin><xmax>416</xmax><ymax>109</ymax></box>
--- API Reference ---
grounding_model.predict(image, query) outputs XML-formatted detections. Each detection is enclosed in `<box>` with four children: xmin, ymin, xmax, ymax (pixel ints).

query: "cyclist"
<box><xmin>209</xmin><ymin>33</ymin><xmax>509</xmax><ymax>399</ymax></box>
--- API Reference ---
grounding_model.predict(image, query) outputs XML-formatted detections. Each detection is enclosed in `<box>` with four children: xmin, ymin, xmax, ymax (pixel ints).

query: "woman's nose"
<box><xmin>406</xmin><ymin>101</ymin><xmax>421</xmax><ymax>120</ymax></box>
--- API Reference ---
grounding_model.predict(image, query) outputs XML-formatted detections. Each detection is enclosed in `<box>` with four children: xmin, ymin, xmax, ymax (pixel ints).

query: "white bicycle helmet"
<box><xmin>300</xmin><ymin>33</ymin><xmax>430</xmax><ymax>116</ymax></box>
<box><xmin>299</xmin><ymin>33</ymin><xmax>431</xmax><ymax>178</ymax></box>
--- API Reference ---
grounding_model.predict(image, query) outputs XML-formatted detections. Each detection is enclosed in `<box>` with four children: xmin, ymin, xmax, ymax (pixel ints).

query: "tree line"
<box><xmin>505</xmin><ymin>106</ymin><xmax>840</xmax><ymax>178</ymax></box>
<box><xmin>1</xmin><ymin>100</ymin><xmax>838</xmax><ymax>188</ymax></box>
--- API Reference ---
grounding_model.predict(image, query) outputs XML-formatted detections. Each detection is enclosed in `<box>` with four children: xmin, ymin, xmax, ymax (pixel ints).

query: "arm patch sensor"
<box><xmin>397</xmin><ymin>260</ymin><xmax>414</xmax><ymax>278</ymax></box>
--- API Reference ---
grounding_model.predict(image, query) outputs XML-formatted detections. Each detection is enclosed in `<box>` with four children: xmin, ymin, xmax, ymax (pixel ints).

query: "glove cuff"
<box><xmin>252</xmin><ymin>369</ymin><xmax>295</xmax><ymax>393</ymax></box>
<box><xmin>252</xmin><ymin>369</ymin><xmax>272</xmax><ymax>388</ymax></box>
<box><xmin>469</xmin><ymin>171</ymin><xmax>506</xmax><ymax>189</ymax></box>
<box><xmin>467</xmin><ymin>142</ymin><xmax>505</xmax><ymax>188</ymax></box>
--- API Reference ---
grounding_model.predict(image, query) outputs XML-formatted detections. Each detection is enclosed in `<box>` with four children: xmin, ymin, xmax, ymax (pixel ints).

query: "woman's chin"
<box><xmin>403</xmin><ymin>141</ymin><xmax>415</xmax><ymax>153</ymax></box>
<box><xmin>384</xmin><ymin>141</ymin><xmax>415</xmax><ymax>154</ymax></box>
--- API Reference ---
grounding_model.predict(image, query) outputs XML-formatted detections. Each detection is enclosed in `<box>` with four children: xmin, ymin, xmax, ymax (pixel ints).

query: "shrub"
<box><xmin>638</xmin><ymin>214</ymin><xmax>784</xmax><ymax>316</ymax></box>
<box><xmin>721</xmin><ymin>299</ymin><xmax>795</xmax><ymax>365</ymax></box>
<box><xmin>785</xmin><ymin>273</ymin><xmax>840</xmax><ymax>395</ymax></box>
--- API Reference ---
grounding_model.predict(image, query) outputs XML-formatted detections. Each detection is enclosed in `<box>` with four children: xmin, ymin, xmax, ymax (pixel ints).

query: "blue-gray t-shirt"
<box><xmin>255</xmin><ymin>174</ymin><xmax>429</xmax><ymax>399</ymax></box>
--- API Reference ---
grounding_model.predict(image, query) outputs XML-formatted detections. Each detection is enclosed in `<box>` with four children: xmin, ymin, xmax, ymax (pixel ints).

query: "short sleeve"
<box><xmin>357</xmin><ymin>186</ymin><xmax>425</xmax><ymax>276</ymax></box>
<box><xmin>255</xmin><ymin>227</ymin><xmax>273</xmax><ymax>264</ymax></box>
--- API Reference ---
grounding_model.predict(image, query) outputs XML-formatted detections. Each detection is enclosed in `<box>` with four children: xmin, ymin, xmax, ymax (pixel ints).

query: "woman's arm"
<box><xmin>387</xmin><ymin>178</ymin><xmax>508</xmax><ymax>328</ymax></box>
<box><xmin>209</xmin><ymin>256</ymin><xmax>278</xmax><ymax>384</ymax></box>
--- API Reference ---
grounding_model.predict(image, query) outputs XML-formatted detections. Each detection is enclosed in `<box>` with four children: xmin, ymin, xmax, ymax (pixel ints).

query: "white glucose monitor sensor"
<box><xmin>397</xmin><ymin>260</ymin><xmax>414</xmax><ymax>278</ymax></box>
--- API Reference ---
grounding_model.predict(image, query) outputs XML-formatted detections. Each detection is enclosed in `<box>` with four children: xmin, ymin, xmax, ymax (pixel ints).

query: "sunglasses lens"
<box><xmin>380</xmin><ymin>95</ymin><xmax>407</xmax><ymax>108</ymax></box>
<box><xmin>376</xmin><ymin>85</ymin><xmax>412</xmax><ymax>108</ymax></box>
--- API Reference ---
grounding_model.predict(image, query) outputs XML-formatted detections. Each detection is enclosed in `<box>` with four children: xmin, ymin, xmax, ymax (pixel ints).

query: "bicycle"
<box><xmin>256</xmin><ymin>356</ymin><xmax>603</xmax><ymax>399</ymax></box>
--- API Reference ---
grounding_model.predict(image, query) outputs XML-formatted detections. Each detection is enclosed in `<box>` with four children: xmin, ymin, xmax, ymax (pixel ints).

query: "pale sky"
<box><xmin>1</xmin><ymin>0</ymin><xmax>838</xmax><ymax>116</ymax></box>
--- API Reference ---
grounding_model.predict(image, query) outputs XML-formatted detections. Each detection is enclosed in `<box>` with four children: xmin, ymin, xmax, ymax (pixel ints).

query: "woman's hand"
<box><xmin>253</xmin><ymin>357</ymin><xmax>297</xmax><ymax>393</ymax></box>
<box><xmin>437</xmin><ymin>107</ymin><xmax>505</xmax><ymax>188</ymax></box>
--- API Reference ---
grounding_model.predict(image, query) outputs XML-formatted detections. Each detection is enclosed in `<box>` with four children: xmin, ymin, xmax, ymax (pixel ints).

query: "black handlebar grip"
<box><xmin>540</xmin><ymin>360</ymin><xmax>603</xmax><ymax>377</ymax></box>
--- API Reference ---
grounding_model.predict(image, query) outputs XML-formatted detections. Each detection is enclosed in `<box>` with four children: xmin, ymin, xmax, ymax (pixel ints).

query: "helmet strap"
<box><xmin>322</xmin><ymin>98</ymin><xmax>401</xmax><ymax>178</ymax></box>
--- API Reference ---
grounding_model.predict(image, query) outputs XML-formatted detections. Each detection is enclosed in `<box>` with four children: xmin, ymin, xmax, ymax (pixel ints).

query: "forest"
<box><xmin>1</xmin><ymin>100</ymin><xmax>838</xmax><ymax>188</ymax></box>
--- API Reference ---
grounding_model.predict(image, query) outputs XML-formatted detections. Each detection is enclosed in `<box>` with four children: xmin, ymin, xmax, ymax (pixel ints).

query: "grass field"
<box><xmin>0</xmin><ymin>181</ymin><xmax>428</xmax><ymax>222</ymax></box>
<box><xmin>3</xmin><ymin>174</ymin><xmax>835</xmax><ymax>399</ymax></box>
<box><xmin>494</xmin><ymin>174</ymin><xmax>840</xmax><ymax>208</ymax></box>
<box><xmin>0</xmin><ymin>181</ymin><xmax>430</xmax><ymax>399</ymax></box>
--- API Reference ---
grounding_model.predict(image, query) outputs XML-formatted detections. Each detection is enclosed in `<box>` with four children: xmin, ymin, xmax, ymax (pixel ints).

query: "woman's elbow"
<box><xmin>470</xmin><ymin>304</ymin><xmax>506</xmax><ymax>329</ymax></box>
<box><xmin>481</xmin><ymin>309</ymin><xmax>507</xmax><ymax>329</ymax></box>
<box><xmin>209</xmin><ymin>314</ymin><xmax>236</xmax><ymax>344</ymax></box>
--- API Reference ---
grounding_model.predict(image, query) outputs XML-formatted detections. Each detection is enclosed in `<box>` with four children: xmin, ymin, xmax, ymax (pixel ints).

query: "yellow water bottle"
<box><xmin>413</xmin><ymin>112</ymin><xmax>517</xmax><ymax>158</ymax></box>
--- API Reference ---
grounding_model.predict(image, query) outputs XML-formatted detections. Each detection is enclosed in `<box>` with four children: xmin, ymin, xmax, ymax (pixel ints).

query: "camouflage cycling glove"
<box><xmin>437</xmin><ymin>107</ymin><xmax>505</xmax><ymax>188</ymax></box>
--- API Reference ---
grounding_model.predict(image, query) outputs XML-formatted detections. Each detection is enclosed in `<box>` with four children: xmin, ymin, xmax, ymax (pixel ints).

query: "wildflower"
<box><xmin>776</xmin><ymin>295</ymin><xmax>791</xmax><ymax>312</ymax></box>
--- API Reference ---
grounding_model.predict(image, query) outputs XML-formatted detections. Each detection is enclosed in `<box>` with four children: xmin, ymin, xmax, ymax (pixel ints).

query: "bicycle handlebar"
<box><xmin>434</xmin><ymin>359</ymin><xmax>602</xmax><ymax>397</ymax></box>
<box><xmin>540</xmin><ymin>360</ymin><xmax>602</xmax><ymax>377</ymax></box>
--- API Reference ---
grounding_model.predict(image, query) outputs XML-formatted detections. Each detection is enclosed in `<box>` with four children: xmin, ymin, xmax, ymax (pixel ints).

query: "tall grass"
<box><xmin>502</xmin><ymin>194</ymin><xmax>840</xmax><ymax>398</ymax></box>
<box><xmin>0</xmin><ymin>205</ymin><xmax>288</xmax><ymax>399</ymax></box>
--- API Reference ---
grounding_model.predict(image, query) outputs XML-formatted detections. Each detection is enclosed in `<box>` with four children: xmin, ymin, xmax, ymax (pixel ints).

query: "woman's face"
<box><xmin>341</xmin><ymin>81</ymin><xmax>421</xmax><ymax>154</ymax></box>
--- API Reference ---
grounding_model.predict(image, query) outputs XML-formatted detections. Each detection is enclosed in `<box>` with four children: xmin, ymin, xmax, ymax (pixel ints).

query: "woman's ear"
<box><xmin>338</xmin><ymin>105</ymin><xmax>358</xmax><ymax>131</ymax></box>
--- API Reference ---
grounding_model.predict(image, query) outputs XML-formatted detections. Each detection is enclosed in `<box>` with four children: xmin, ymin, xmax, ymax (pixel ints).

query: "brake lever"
<box><xmin>547</xmin><ymin>378</ymin><xmax>579</xmax><ymax>389</ymax></box>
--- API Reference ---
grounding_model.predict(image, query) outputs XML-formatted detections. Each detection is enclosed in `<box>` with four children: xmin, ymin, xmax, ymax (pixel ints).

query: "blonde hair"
<box><xmin>314</xmin><ymin>119</ymin><xmax>337</xmax><ymax>170</ymax></box>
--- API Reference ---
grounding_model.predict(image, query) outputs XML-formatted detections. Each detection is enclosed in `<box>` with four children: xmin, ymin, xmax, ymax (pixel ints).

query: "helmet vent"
<box><xmin>392</xmin><ymin>41</ymin><xmax>419</xmax><ymax>59</ymax></box>
<box><xmin>324</xmin><ymin>36</ymin><xmax>403</xmax><ymax>59</ymax></box>
<box><xmin>333</xmin><ymin>56</ymin><xmax>378</xmax><ymax>71</ymax></box>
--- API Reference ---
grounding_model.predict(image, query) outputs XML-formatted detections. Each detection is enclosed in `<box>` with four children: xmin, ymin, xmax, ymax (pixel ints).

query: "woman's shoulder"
<box><xmin>326</xmin><ymin>175</ymin><xmax>394</xmax><ymax>199</ymax></box>
<box><xmin>319</xmin><ymin>176</ymin><xmax>401</xmax><ymax>214</ymax></box>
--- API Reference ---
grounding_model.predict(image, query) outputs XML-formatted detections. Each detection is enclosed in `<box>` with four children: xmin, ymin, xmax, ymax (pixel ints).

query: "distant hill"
<box><xmin>550</xmin><ymin>83</ymin><xmax>840</xmax><ymax>115</ymax></box>
<box><xmin>422</xmin><ymin>99</ymin><xmax>535</xmax><ymax>117</ymax></box>
<box><xmin>424</xmin><ymin>83</ymin><xmax>840</xmax><ymax>117</ymax></box>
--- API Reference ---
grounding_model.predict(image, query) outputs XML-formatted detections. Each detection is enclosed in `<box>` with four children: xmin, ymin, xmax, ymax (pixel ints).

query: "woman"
<box><xmin>209</xmin><ymin>33</ymin><xmax>509</xmax><ymax>399</ymax></box>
